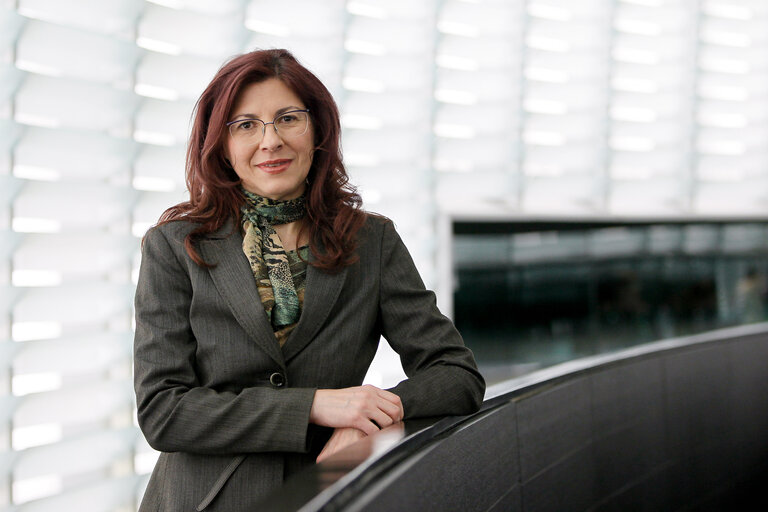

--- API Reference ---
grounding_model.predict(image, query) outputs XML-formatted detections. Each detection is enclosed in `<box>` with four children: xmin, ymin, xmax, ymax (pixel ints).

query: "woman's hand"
<box><xmin>316</xmin><ymin>427</ymin><xmax>366</xmax><ymax>463</ymax></box>
<box><xmin>309</xmin><ymin>385</ymin><xmax>404</xmax><ymax>435</ymax></box>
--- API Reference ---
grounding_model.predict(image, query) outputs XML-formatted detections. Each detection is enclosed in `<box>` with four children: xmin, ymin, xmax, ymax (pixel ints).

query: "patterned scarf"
<box><xmin>240</xmin><ymin>188</ymin><xmax>307</xmax><ymax>329</ymax></box>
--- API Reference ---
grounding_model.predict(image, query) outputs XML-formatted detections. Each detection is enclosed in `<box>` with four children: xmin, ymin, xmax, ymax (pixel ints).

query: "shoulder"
<box><xmin>358</xmin><ymin>211</ymin><xmax>395</xmax><ymax>239</ymax></box>
<box><xmin>141</xmin><ymin>220</ymin><xmax>200</xmax><ymax>256</ymax></box>
<box><xmin>139</xmin><ymin>221</ymin><xmax>197</xmax><ymax>266</ymax></box>
<box><xmin>354</xmin><ymin>212</ymin><xmax>399</xmax><ymax>250</ymax></box>
<box><xmin>353</xmin><ymin>212</ymin><xmax>409</xmax><ymax>264</ymax></box>
<box><xmin>145</xmin><ymin>219</ymin><xmax>199</xmax><ymax>242</ymax></box>
<box><xmin>144</xmin><ymin>217</ymin><xmax>237</xmax><ymax>245</ymax></box>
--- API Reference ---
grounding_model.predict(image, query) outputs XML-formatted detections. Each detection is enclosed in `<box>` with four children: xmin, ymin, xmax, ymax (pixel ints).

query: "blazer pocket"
<box><xmin>196</xmin><ymin>454</ymin><xmax>247</xmax><ymax>511</ymax></box>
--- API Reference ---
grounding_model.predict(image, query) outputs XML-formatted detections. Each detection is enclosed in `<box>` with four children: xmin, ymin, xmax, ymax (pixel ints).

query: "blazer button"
<box><xmin>269</xmin><ymin>372</ymin><xmax>285</xmax><ymax>387</ymax></box>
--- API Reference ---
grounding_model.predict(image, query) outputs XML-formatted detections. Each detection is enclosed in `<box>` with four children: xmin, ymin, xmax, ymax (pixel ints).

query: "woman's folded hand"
<box><xmin>315</xmin><ymin>427</ymin><xmax>366</xmax><ymax>463</ymax></box>
<box><xmin>309</xmin><ymin>385</ymin><xmax>404</xmax><ymax>435</ymax></box>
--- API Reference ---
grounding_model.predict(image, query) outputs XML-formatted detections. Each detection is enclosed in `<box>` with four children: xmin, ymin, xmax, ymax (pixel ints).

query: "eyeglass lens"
<box><xmin>229</xmin><ymin>111</ymin><xmax>309</xmax><ymax>144</ymax></box>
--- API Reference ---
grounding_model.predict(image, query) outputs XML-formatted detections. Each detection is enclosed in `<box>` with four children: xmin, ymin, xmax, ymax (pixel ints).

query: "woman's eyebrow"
<box><xmin>230</xmin><ymin>106</ymin><xmax>304</xmax><ymax>121</ymax></box>
<box><xmin>276</xmin><ymin>105</ymin><xmax>303</xmax><ymax>115</ymax></box>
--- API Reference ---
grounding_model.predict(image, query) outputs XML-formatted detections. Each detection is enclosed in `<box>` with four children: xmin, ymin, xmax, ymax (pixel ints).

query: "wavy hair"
<box><xmin>156</xmin><ymin>49</ymin><xmax>366</xmax><ymax>272</ymax></box>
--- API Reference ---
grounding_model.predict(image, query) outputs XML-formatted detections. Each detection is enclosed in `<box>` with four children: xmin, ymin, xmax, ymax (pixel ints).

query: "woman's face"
<box><xmin>224</xmin><ymin>78</ymin><xmax>314</xmax><ymax>200</ymax></box>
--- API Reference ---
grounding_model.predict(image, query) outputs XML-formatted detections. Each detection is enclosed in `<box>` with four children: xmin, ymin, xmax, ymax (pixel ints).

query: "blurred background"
<box><xmin>1</xmin><ymin>0</ymin><xmax>767</xmax><ymax>509</ymax></box>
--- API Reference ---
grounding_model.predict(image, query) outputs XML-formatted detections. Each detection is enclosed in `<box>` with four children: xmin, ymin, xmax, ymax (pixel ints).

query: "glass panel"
<box><xmin>454</xmin><ymin>220</ymin><xmax>768</xmax><ymax>385</ymax></box>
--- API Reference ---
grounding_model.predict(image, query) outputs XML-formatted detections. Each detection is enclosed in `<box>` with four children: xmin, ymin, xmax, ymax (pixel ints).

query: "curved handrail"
<box><xmin>257</xmin><ymin>322</ymin><xmax>768</xmax><ymax>511</ymax></box>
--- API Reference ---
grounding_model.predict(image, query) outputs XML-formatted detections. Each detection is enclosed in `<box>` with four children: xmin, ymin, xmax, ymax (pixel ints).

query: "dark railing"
<box><xmin>257</xmin><ymin>323</ymin><xmax>768</xmax><ymax>511</ymax></box>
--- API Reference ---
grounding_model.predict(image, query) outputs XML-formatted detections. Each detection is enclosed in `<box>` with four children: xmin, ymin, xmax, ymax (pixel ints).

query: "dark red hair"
<box><xmin>156</xmin><ymin>48</ymin><xmax>366</xmax><ymax>272</ymax></box>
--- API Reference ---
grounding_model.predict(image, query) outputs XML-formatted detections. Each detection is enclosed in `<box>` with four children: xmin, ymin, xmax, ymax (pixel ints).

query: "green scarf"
<box><xmin>240</xmin><ymin>188</ymin><xmax>306</xmax><ymax>328</ymax></box>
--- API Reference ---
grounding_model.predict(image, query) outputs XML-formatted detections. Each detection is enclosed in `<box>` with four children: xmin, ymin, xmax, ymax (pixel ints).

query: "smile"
<box><xmin>256</xmin><ymin>159</ymin><xmax>292</xmax><ymax>173</ymax></box>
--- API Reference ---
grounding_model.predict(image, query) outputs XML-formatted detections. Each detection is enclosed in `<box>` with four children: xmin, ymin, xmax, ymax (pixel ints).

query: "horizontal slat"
<box><xmin>342</xmin><ymin>130</ymin><xmax>426</xmax><ymax>164</ymax></box>
<box><xmin>696</xmin><ymin>180</ymin><xmax>768</xmax><ymax>213</ymax></box>
<box><xmin>526</xmin><ymin>82</ymin><xmax>606</xmax><ymax>110</ymax></box>
<box><xmin>9</xmin><ymin>378</ymin><xmax>134</xmax><ymax>428</ymax></box>
<box><xmin>354</xmin><ymin>169</ymin><xmax>432</xmax><ymax>202</ymax></box>
<box><xmin>12</xmin><ymin>331</ymin><xmax>133</xmax><ymax>375</ymax></box>
<box><xmin>139</xmin><ymin>3</ymin><xmax>243</xmax><ymax>58</ymax></box>
<box><xmin>15</xmin><ymin>73</ymin><xmax>138</xmax><ymax>133</ymax></box>
<box><xmin>440</xmin><ymin>1</ymin><xmax>524</xmax><ymax>35</ymax></box>
<box><xmin>347</xmin><ymin>17</ymin><xmax>431</xmax><ymax>54</ymax></box>
<box><xmin>436</xmin><ymin>68</ymin><xmax>521</xmax><ymax>100</ymax></box>
<box><xmin>347</xmin><ymin>0</ymin><xmax>433</xmax><ymax>20</ymax></box>
<box><xmin>133</xmin><ymin>190</ymin><xmax>190</xmax><ymax>228</ymax></box>
<box><xmin>133</xmin><ymin>97</ymin><xmax>196</xmax><ymax>145</ymax></box>
<box><xmin>342</xmin><ymin>91</ymin><xmax>427</xmax><ymax>124</ymax></box>
<box><xmin>12</xmin><ymin>282</ymin><xmax>134</xmax><ymax>323</ymax></box>
<box><xmin>1</xmin><ymin>426</ymin><xmax>141</xmax><ymax>480</ymax></box>
<box><xmin>13</xmin><ymin>181</ymin><xmax>140</xmax><ymax>229</ymax></box>
<box><xmin>435</xmin><ymin>171</ymin><xmax>513</xmax><ymax>206</ymax></box>
<box><xmin>522</xmin><ymin>175</ymin><xmax>601</xmax><ymax>213</ymax></box>
<box><xmin>439</xmin><ymin>35</ymin><xmax>522</xmax><ymax>69</ymax></box>
<box><xmin>135</xmin><ymin>52</ymin><xmax>222</xmax><ymax>101</ymax></box>
<box><xmin>609</xmin><ymin>178</ymin><xmax>686</xmax><ymax>214</ymax></box>
<box><xmin>13</xmin><ymin>232</ymin><xmax>138</xmax><ymax>275</ymax></box>
<box><xmin>17</xmin><ymin>0</ymin><xmax>140</xmax><ymax>35</ymax></box>
<box><xmin>12</xmin><ymin>473</ymin><xmax>146</xmax><ymax>512</ymax></box>
<box><xmin>344</xmin><ymin>54</ymin><xmax>432</xmax><ymax>90</ymax></box>
<box><xmin>180</xmin><ymin>0</ymin><xmax>243</xmax><ymax>15</ymax></box>
<box><xmin>13</xmin><ymin>126</ymin><xmax>137</xmax><ymax>180</ymax></box>
<box><xmin>615</xmin><ymin>3</ymin><xmax>690</xmax><ymax>33</ymax></box>
<box><xmin>435</xmin><ymin>103</ymin><xmax>519</xmax><ymax>134</ymax></box>
<box><xmin>16</xmin><ymin>19</ymin><xmax>138</xmax><ymax>83</ymax></box>
<box><xmin>245</xmin><ymin>0</ymin><xmax>345</xmax><ymax>35</ymax></box>
<box><xmin>433</xmin><ymin>137</ymin><xmax>518</xmax><ymax>170</ymax></box>
<box><xmin>524</xmin><ymin>145</ymin><xmax>603</xmax><ymax>172</ymax></box>
<box><xmin>133</xmin><ymin>145</ymin><xmax>186</xmax><ymax>183</ymax></box>
<box><xmin>610</xmin><ymin>120</ymin><xmax>687</xmax><ymax>145</ymax></box>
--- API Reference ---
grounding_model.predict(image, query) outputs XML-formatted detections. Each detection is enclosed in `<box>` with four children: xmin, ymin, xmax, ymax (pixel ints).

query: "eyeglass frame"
<box><xmin>225</xmin><ymin>109</ymin><xmax>311</xmax><ymax>144</ymax></box>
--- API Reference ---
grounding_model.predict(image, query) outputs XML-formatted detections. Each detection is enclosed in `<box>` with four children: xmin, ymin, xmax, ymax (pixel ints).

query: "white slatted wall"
<box><xmin>0</xmin><ymin>0</ymin><xmax>766</xmax><ymax>510</ymax></box>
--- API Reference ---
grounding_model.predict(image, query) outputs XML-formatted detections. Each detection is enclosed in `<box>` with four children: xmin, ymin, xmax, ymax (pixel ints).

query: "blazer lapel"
<box><xmin>197</xmin><ymin>220</ymin><xmax>286</xmax><ymax>369</ymax></box>
<box><xmin>281</xmin><ymin>260</ymin><xmax>348</xmax><ymax>362</ymax></box>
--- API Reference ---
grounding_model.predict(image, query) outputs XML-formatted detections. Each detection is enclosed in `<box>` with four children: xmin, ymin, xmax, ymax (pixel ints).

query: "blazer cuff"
<box><xmin>278</xmin><ymin>387</ymin><xmax>318</xmax><ymax>453</ymax></box>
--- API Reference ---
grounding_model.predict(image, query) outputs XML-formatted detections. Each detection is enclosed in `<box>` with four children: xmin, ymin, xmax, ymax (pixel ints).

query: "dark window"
<box><xmin>453</xmin><ymin>220</ymin><xmax>768</xmax><ymax>384</ymax></box>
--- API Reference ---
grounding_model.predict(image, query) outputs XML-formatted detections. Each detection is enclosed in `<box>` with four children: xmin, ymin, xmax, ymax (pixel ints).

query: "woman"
<box><xmin>133</xmin><ymin>48</ymin><xmax>485</xmax><ymax>511</ymax></box>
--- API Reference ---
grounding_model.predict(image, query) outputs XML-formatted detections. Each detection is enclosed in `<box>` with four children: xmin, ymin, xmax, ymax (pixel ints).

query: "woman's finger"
<box><xmin>368</xmin><ymin>407</ymin><xmax>394</xmax><ymax>429</ymax></box>
<box><xmin>376</xmin><ymin>397</ymin><xmax>403</xmax><ymax>422</ymax></box>
<box><xmin>374</xmin><ymin>389</ymin><xmax>404</xmax><ymax>418</ymax></box>
<box><xmin>356</xmin><ymin>387</ymin><xmax>401</xmax><ymax>421</ymax></box>
<box><xmin>354</xmin><ymin>416</ymin><xmax>380</xmax><ymax>436</ymax></box>
<box><xmin>375</xmin><ymin>387</ymin><xmax>402</xmax><ymax>405</ymax></box>
<box><xmin>316</xmin><ymin>428</ymin><xmax>366</xmax><ymax>463</ymax></box>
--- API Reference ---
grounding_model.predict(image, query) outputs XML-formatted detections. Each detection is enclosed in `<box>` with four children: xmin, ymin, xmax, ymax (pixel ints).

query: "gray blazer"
<box><xmin>133</xmin><ymin>215</ymin><xmax>485</xmax><ymax>511</ymax></box>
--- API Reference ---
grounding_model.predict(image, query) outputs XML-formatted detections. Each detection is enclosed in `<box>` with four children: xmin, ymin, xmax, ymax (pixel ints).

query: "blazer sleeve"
<box><xmin>133</xmin><ymin>225</ymin><xmax>316</xmax><ymax>455</ymax></box>
<box><xmin>378</xmin><ymin>220</ymin><xmax>485</xmax><ymax>418</ymax></box>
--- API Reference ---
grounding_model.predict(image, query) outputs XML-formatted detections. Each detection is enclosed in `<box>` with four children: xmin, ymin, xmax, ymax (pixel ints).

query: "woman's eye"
<box><xmin>279</xmin><ymin>114</ymin><xmax>298</xmax><ymax>123</ymax></box>
<box><xmin>238</xmin><ymin>121</ymin><xmax>254</xmax><ymax>131</ymax></box>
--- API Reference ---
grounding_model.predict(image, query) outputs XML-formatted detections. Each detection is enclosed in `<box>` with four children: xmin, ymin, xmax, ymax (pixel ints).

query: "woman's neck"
<box><xmin>273</xmin><ymin>219</ymin><xmax>308</xmax><ymax>251</ymax></box>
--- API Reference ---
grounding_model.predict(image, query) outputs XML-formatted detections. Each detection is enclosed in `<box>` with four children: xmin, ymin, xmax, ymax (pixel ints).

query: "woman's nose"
<box><xmin>259</xmin><ymin>122</ymin><xmax>283</xmax><ymax>150</ymax></box>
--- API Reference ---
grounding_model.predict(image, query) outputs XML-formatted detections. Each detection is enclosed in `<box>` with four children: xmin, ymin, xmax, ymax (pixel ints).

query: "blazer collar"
<box><xmin>197</xmin><ymin>218</ymin><xmax>347</xmax><ymax>367</ymax></box>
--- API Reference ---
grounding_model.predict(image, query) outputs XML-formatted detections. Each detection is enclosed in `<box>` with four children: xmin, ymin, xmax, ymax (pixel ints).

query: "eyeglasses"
<box><xmin>226</xmin><ymin>109</ymin><xmax>310</xmax><ymax>145</ymax></box>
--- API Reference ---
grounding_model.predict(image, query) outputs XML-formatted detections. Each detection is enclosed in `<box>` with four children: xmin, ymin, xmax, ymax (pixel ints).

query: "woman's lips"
<box><xmin>256</xmin><ymin>159</ymin><xmax>292</xmax><ymax>173</ymax></box>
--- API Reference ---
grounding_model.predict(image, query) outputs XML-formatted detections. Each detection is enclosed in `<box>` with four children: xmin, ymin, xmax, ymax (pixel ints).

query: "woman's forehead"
<box><xmin>230</xmin><ymin>78</ymin><xmax>304</xmax><ymax>118</ymax></box>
